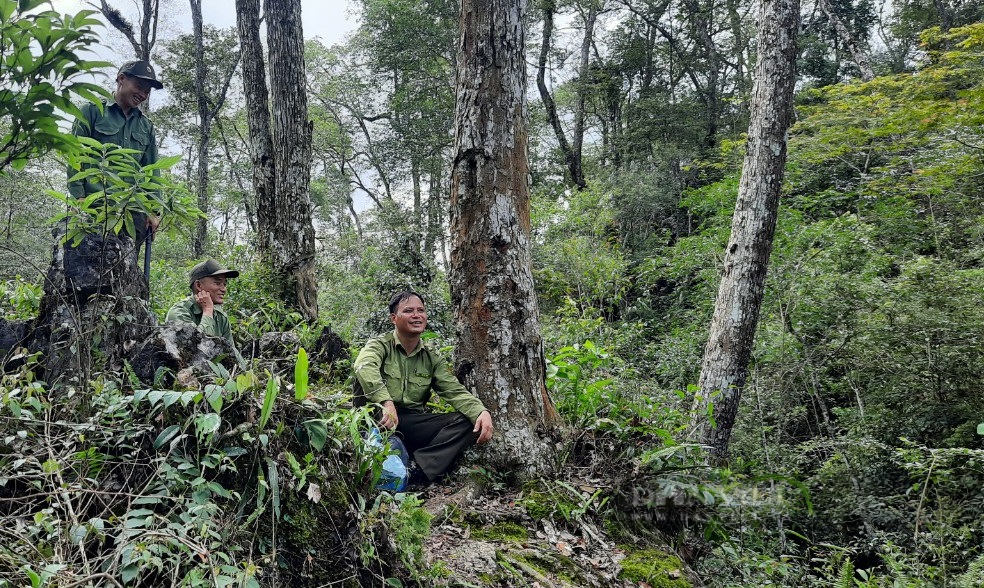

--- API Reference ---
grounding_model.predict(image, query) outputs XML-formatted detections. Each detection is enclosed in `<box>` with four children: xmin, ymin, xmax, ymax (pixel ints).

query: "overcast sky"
<box><xmin>51</xmin><ymin>0</ymin><xmax>358</xmax><ymax>66</ymax></box>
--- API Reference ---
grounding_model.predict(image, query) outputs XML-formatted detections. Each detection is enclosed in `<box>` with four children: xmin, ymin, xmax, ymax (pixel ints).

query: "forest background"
<box><xmin>1</xmin><ymin>0</ymin><xmax>984</xmax><ymax>586</ymax></box>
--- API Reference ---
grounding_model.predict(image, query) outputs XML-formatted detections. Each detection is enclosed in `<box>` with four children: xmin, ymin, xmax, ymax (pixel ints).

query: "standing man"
<box><xmin>354</xmin><ymin>291</ymin><xmax>495</xmax><ymax>487</ymax></box>
<box><xmin>165</xmin><ymin>259</ymin><xmax>246</xmax><ymax>368</ymax></box>
<box><xmin>68</xmin><ymin>60</ymin><xmax>164</xmax><ymax>255</ymax></box>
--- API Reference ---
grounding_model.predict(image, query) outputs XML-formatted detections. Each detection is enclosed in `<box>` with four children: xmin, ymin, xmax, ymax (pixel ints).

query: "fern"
<box><xmin>956</xmin><ymin>553</ymin><xmax>984</xmax><ymax>588</ymax></box>
<box><xmin>836</xmin><ymin>559</ymin><xmax>855</xmax><ymax>588</ymax></box>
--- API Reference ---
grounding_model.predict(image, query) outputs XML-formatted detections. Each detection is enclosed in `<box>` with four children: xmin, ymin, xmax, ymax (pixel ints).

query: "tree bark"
<box><xmin>234</xmin><ymin>0</ymin><xmax>275</xmax><ymax>255</ymax></box>
<box><xmin>450</xmin><ymin>0</ymin><xmax>559</xmax><ymax>476</ymax></box>
<box><xmin>266</xmin><ymin>0</ymin><xmax>319</xmax><ymax>321</ymax></box>
<box><xmin>190</xmin><ymin>0</ymin><xmax>210</xmax><ymax>256</ymax></box>
<box><xmin>691</xmin><ymin>0</ymin><xmax>799</xmax><ymax>463</ymax></box>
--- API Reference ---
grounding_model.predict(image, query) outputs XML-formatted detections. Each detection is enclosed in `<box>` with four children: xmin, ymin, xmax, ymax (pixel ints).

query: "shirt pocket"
<box><xmin>129</xmin><ymin>128</ymin><xmax>150</xmax><ymax>149</ymax></box>
<box><xmin>407</xmin><ymin>372</ymin><xmax>433</xmax><ymax>404</ymax></box>
<box><xmin>383</xmin><ymin>363</ymin><xmax>404</xmax><ymax>403</ymax></box>
<box><xmin>93</xmin><ymin>117</ymin><xmax>125</xmax><ymax>144</ymax></box>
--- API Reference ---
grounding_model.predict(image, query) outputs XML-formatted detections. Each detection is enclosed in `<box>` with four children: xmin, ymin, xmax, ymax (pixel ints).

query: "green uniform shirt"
<box><xmin>353</xmin><ymin>331</ymin><xmax>487</xmax><ymax>423</ymax></box>
<box><xmin>68</xmin><ymin>100</ymin><xmax>159</xmax><ymax>199</ymax></box>
<box><xmin>165</xmin><ymin>296</ymin><xmax>245</xmax><ymax>367</ymax></box>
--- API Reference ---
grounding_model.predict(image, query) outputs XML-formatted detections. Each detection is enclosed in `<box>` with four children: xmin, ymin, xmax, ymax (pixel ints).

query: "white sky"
<box><xmin>51</xmin><ymin>0</ymin><xmax>357</xmax><ymax>62</ymax></box>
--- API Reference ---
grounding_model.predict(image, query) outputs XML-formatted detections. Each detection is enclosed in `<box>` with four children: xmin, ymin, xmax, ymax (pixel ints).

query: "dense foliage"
<box><xmin>2</xmin><ymin>0</ymin><xmax>984</xmax><ymax>585</ymax></box>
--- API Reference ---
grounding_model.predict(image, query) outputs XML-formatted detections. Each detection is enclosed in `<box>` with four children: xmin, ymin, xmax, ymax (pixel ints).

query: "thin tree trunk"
<box><xmin>450</xmin><ymin>0</ymin><xmax>559</xmax><ymax>476</ymax></box>
<box><xmin>536</xmin><ymin>0</ymin><xmax>586</xmax><ymax>189</ymax></box>
<box><xmin>817</xmin><ymin>0</ymin><xmax>875</xmax><ymax>81</ymax></box>
<box><xmin>691</xmin><ymin>0</ymin><xmax>800</xmax><ymax>462</ymax></box>
<box><xmin>572</xmin><ymin>4</ymin><xmax>597</xmax><ymax>179</ymax></box>
<box><xmin>267</xmin><ymin>0</ymin><xmax>319</xmax><ymax>321</ymax></box>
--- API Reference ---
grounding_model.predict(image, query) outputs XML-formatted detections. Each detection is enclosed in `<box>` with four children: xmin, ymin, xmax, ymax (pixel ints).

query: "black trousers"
<box><xmin>395</xmin><ymin>408</ymin><xmax>477</xmax><ymax>482</ymax></box>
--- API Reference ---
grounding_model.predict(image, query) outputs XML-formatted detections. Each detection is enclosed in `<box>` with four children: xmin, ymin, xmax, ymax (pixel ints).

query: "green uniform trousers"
<box><xmin>395</xmin><ymin>408</ymin><xmax>477</xmax><ymax>482</ymax></box>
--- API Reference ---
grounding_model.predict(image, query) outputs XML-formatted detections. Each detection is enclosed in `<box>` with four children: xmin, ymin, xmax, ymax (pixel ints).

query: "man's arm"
<box><xmin>164</xmin><ymin>299</ymin><xmax>223</xmax><ymax>338</ymax></box>
<box><xmin>430</xmin><ymin>354</ymin><xmax>488</xmax><ymax>423</ymax></box>
<box><xmin>353</xmin><ymin>338</ymin><xmax>399</xmax><ymax>429</ymax></box>
<box><xmin>353</xmin><ymin>338</ymin><xmax>393</xmax><ymax>405</ymax></box>
<box><xmin>67</xmin><ymin>105</ymin><xmax>95</xmax><ymax>199</ymax></box>
<box><xmin>141</xmin><ymin>120</ymin><xmax>161</xmax><ymax>233</ymax></box>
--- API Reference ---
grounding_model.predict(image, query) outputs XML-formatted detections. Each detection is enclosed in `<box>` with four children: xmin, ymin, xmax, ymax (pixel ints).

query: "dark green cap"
<box><xmin>189</xmin><ymin>259</ymin><xmax>239</xmax><ymax>286</ymax></box>
<box><xmin>119</xmin><ymin>60</ymin><xmax>163</xmax><ymax>89</ymax></box>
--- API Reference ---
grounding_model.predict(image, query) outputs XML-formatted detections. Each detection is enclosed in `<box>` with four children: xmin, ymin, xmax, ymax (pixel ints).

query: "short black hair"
<box><xmin>388</xmin><ymin>290</ymin><xmax>424</xmax><ymax>314</ymax></box>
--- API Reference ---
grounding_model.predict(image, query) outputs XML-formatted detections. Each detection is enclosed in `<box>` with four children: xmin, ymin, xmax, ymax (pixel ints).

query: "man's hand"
<box><xmin>147</xmin><ymin>215</ymin><xmax>160</xmax><ymax>235</ymax></box>
<box><xmin>473</xmin><ymin>410</ymin><xmax>494</xmax><ymax>444</ymax></box>
<box><xmin>379</xmin><ymin>400</ymin><xmax>399</xmax><ymax>430</ymax></box>
<box><xmin>193</xmin><ymin>288</ymin><xmax>214</xmax><ymax>317</ymax></box>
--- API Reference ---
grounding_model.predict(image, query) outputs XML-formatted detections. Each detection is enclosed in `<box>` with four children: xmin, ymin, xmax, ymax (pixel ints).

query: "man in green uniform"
<box><xmin>165</xmin><ymin>259</ymin><xmax>246</xmax><ymax>368</ymax></box>
<box><xmin>68</xmin><ymin>60</ymin><xmax>163</xmax><ymax>252</ymax></box>
<box><xmin>354</xmin><ymin>291</ymin><xmax>494</xmax><ymax>487</ymax></box>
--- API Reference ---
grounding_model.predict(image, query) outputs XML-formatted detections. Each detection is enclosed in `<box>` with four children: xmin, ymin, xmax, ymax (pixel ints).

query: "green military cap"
<box><xmin>189</xmin><ymin>259</ymin><xmax>239</xmax><ymax>286</ymax></box>
<box><xmin>119</xmin><ymin>60</ymin><xmax>164</xmax><ymax>89</ymax></box>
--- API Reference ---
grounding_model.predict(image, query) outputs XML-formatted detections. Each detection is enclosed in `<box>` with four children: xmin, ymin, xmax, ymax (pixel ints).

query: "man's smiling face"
<box><xmin>391</xmin><ymin>295</ymin><xmax>428</xmax><ymax>338</ymax></box>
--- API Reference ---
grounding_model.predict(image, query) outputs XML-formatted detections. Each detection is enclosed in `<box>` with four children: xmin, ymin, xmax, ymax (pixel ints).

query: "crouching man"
<box><xmin>354</xmin><ymin>291</ymin><xmax>494</xmax><ymax>487</ymax></box>
<box><xmin>165</xmin><ymin>259</ymin><xmax>246</xmax><ymax>368</ymax></box>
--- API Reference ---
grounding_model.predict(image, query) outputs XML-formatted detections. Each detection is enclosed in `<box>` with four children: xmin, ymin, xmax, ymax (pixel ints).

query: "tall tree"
<box><xmin>691</xmin><ymin>0</ymin><xmax>800</xmax><ymax>461</ymax></box>
<box><xmin>266</xmin><ymin>0</ymin><xmax>318</xmax><ymax>320</ymax></box>
<box><xmin>234</xmin><ymin>0</ymin><xmax>319</xmax><ymax>320</ymax></box>
<box><xmin>536</xmin><ymin>0</ymin><xmax>586</xmax><ymax>189</ymax></box>
<box><xmin>187</xmin><ymin>1</ymin><xmax>240</xmax><ymax>256</ymax></box>
<box><xmin>450</xmin><ymin>0</ymin><xmax>559</xmax><ymax>474</ymax></box>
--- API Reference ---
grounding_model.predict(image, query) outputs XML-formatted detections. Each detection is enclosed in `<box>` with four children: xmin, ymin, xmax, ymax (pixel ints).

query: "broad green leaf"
<box><xmin>152</xmin><ymin>425</ymin><xmax>181</xmax><ymax>450</ymax></box>
<box><xmin>294</xmin><ymin>347</ymin><xmax>309</xmax><ymax>401</ymax></box>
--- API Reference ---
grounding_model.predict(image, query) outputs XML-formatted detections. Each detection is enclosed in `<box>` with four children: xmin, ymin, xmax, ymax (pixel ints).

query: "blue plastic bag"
<box><xmin>368</xmin><ymin>428</ymin><xmax>409</xmax><ymax>492</ymax></box>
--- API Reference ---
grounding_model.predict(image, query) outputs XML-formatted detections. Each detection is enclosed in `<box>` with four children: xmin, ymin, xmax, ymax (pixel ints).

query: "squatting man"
<box><xmin>165</xmin><ymin>259</ymin><xmax>246</xmax><ymax>368</ymax></box>
<box><xmin>354</xmin><ymin>291</ymin><xmax>494</xmax><ymax>487</ymax></box>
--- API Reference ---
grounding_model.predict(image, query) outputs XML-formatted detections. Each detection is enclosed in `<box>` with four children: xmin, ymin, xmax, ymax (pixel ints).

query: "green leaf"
<box><xmin>294</xmin><ymin>347</ymin><xmax>309</xmax><ymax>401</ymax></box>
<box><xmin>205</xmin><ymin>384</ymin><xmax>224</xmax><ymax>413</ymax></box>
<box><xmin>259</xmin><ymin>375</ymin><xmax>279</xmax><ymax>431</ymax></box>
<box><xmin>196</xmin><ymin>413</ymin><xmax>221</xmax><ymax>439</ymax></box>
<box><xmin>153</xmin><ymin>425</ymin><xmax>182</xmax><ymax>450</ymax></box>
<box><xmin>977</xmin><ymin>423</ymin><xmax>984</xmax><ymax>436</ymax></box>
<box><xmin>266</xmin><ymin>457</ymin><xmax>281</xmax><ymax>519</ymax></box>
<box><xmin>121</xmin><ymin>564</ymin><xmax>139</xmax><ymax>584</ymax></box>
<box><xmin>304</xmin><ymin>419</ymin><xmax>328</xmax><ymax>452</ymax></box>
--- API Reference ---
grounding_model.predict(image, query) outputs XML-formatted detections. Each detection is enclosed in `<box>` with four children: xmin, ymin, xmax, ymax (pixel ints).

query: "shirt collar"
<box><xmin>392</xmin><ymin>329</ymin><xmax>424</xmax><ymax>357</ymax></box>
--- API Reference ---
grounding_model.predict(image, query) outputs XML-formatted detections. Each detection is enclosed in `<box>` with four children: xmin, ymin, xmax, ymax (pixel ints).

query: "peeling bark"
<box><xmin>691</xmin><ymin>0</ymin><xmax>799</xmax><ymax>462</ymax></box>
<box><xmin>450</xmin><ymin>0</ymin><xmax>559</xmax><ymax>476</ymax></box>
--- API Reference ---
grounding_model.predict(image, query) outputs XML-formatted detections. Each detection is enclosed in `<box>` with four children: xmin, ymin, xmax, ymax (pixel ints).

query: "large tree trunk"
<box><xmin>234</xmin><ymin>0</ymin><xmax>318</xmax><ymax>320</ymax></box>
<box><xmin>450</xmin><ymin>0</ymin><xmax>559</xmax><ymax>476</ymax></box>
<box><xmin>190</xmin><ymin>0</ymin><xmax>210</xmax><ymax>256</ymax></box>
<box><xmin>691</xmin><ymin>0</ymin><xmax>799</xmax><ymax>463</ymax></box>
<box><xmin>267</xmin><ymin>0</ymin><xmax>318</xmax><ymax>321</ymax></box>
<box><xmin>234</xmin><ymin>0</ymin><xmax>275</xmax><ymax>255</ymax></box>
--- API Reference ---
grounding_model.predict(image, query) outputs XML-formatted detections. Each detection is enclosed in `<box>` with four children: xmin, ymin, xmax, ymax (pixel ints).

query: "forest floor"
<box><xmin>415</xmin><ymin>473</ymin><xmax>691</xmax><ymax>588</ymax></box>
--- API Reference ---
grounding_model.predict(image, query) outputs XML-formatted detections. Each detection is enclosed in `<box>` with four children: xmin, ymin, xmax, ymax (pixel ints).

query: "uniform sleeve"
<box><xmin>353</xmin><ymin>338</ymin><xmax>392</xmax><ymax>404</ymax></box>
<box><xmin>165</xmin><ymin>301</ymin><xmax>221</xmax><ymax>338</ymax></box>
<box><xmin>67</xmin><ymin>106</ymin><xmax>95</xmax><ymax>199</ymax></box>
<box><xmin>431</xmin><ymin>354</ymin><xmax>487</xmax><ymax>423</ymax></box>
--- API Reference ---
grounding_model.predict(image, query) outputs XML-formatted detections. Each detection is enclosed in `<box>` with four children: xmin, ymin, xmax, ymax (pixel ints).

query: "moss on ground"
<box><xmin>618</xmin><ymin>546</ymin><xmax>691</xmax><ymax>588</ymax></box>
<box><xmin>471</xmin><ymin>520</ymin><xmax>529</xmax><ymax>542</ymax></box>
